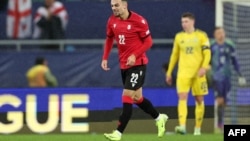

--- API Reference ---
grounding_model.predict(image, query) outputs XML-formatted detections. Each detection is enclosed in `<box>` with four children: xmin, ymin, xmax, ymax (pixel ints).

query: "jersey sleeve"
<box><xmin>137</xmin><ymin>18</ymin><xmax>151</xmax><ymax>38</ymax></box>
<box><xmin>227</xmin><ymin>40</ymin><xmax>241</xmax><ymax>75</ymax></box>
<box><xmin>45</xmin><ymin>70</ymin><xmax>58</xmax><ymax>87</ymax></box>
<box><xmin>131</xmin><ymin>16</ymin><xmax>152</xmax><ymax>58</ymax></box>
<box><xmin>201</xmin><ymin>32</ymin><xmax>210</xmax><ymax>47</ymax></box>
<box><xmin>102</xmin><ymin>17</ymin><xmax>114</xmax><ymax>60</ymax></box>
<box><xmin>166</xmin><ymin>34</ymin><xmax>179</xmax><ymax>76</ymax></box>
<box><xmin>106</xmin><ymin>17</ymin><xmax>114</xmax><ymax>37</ymax></box>
<box><xmin>201</xmin><ymin>32</ymin><xmax>211</xmax><ymax>69</ymax></box>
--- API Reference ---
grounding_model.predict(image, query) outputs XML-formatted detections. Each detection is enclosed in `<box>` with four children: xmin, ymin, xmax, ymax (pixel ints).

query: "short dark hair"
<box><xmin>35</xmin><ymin>57</ymin><xmax>45</xmax><ymax>65</ymax></box>
<box><xmin>182</xmin><ymin>12</ymin><xmax>195</xmax><ymax>20</ymax></box>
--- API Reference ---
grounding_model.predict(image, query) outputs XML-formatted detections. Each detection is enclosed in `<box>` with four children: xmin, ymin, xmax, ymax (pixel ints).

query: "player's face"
<box><xmin>44</xmin><ymin>60</ymin><xmax>48</xmax><ymax>66</ymax></box>
<box><xmin>181</xmin><ymin>17</ymin><xmax>194</xmax><ymax>32</ymax></box>
<box><xmin>111</xmin><ymin>0</ymin><xmax>127</xmax><ymax>17</ymax></box>
<box><xmin>214</xmin><ymin>28</ymin><xmax>226</xmax><ymax>42</ymax></box>
<box><xmin>45</xmin><ymin>0</ymin><xmax>54</xmax><ymax>7</ymax></box>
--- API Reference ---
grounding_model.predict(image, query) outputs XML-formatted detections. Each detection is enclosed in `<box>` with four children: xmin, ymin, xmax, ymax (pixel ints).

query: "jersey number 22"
<box><xmin>119</xmin><ymin>34</ymin><xmax>125</xmax><ymax>45</ymax></box>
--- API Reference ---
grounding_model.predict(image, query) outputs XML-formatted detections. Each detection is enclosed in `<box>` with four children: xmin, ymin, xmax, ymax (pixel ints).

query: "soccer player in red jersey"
<box><xmin>101</xmin><ymin>0</ymin><xmax>168</xmax><ymax>140</ymax></box>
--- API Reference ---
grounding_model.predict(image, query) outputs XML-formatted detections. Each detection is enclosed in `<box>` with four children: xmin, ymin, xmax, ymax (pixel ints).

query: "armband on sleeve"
<box><xmin>202</xmin><ymin>46</ymin><xmax>211</xmax><ymax>69</ymax></box>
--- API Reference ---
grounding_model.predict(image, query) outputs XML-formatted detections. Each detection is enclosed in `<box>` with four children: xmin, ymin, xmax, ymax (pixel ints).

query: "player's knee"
<box><xmin>178</xmin><ymin>92</ymin><xmax>188</xmax><ymax>100</ymax></box>
<box><xmin>122</xmin><ymin>95</ymin><xmax>133</xmax><ymax>104</ymax></box>
<box><xmin>195</xmin><ymin>96</ymin><xmax>204</xmax><ymax>104</ymax></box>
<box><xmin>133</xmin><ymin>96</ymin><xmax>143</xmax><ymax>104</ymax></box>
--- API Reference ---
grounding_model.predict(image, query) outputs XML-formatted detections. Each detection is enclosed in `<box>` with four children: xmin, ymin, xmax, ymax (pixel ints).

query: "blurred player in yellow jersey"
<box><xmin>166</xmin><ymin>12</ymin><xmax>211</xmax><ymax>135</ymax></box>
<box><xmin>26</xmin><ymin>57</ymin><xmax>58</xmax><ymax>87</ymax></box>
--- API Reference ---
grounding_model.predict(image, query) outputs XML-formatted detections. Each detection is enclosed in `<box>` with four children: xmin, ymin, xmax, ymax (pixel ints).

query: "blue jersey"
<box><xmin>210</xmin><ymin>39</ymin><xmax>241</xmax><ymax>81</ymax></box>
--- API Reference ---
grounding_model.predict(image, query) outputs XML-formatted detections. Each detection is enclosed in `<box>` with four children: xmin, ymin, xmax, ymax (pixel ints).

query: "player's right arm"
<box><xmin>102</xmin><ymin>36</ymin><xmax>113</xmax><ymax>71</ymax></box>
<box><xmin>102</xmin><ymin>17</ymin><xmax>114</xmax><ymax>71</ymax></box>
<box><xmin>166</xmin><ymin>35</ymin><xmax>179</xmax><ymax>85</ymax></box>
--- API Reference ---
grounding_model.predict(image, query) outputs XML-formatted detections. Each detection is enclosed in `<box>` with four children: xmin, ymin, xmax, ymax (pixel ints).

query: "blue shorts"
<box><xmin>213</xmin><ymin>78</ymin><xmax>231</xmax><ymax>99</ymax></box>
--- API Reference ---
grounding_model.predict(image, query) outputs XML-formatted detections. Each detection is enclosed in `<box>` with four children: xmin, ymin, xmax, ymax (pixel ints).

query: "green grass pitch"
<box><xmin>0</xmin><ymin>133</ymin><xmax>223</xmax><ymax>141</ymax></box>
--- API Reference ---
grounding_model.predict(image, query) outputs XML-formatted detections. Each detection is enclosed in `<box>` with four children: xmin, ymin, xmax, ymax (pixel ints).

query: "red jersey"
<box><xmin>103</xmin><ymin>11</ymin><xmax>152</xmax><ymax>69</ymax></box>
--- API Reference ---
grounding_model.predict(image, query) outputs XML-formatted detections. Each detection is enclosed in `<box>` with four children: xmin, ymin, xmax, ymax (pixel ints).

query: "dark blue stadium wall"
<box><xmin>0</xmin><ymin>0</ymin><xmax>215</xmax><ymax>39</ymax></box>
<box><xmin>0</xmin><ymin>48</ymin><xmax>171</xmax><ymax>88</ymax></box>
<box><xmin>0</xmin><ymin>0</ymin><xmax>215</xmax><ymax>88</ymax></box>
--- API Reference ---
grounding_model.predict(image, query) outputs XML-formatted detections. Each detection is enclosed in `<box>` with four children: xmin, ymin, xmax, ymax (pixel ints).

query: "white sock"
<box><xmin>180</xmin><ymin>125</ymin><xmax>186</xmax><ymax>130</ymax></box>
<box><xmin>155</xmin><ymin>113</ymin><xmax>161</xmax><ymax>121</ymax></box>
<box><xmin>194</xmin><ymin>127</ymin><xmax>200</xmax><ymax>131</ymax></box>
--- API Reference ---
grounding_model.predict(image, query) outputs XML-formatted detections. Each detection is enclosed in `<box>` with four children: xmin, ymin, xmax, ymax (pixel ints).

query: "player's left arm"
<box><xmin>131</xmin><ymin>18</ymin><xmax>152</xmax><ymax>58</ymax></box>
<box><xmin>132</xmin><ymin>35</ymin><xmax>152</xmax><ymax>58</ymax></box>
<box><xmin>227</xmin><ymin>40</ymin><xmax>247</xmax><ymax>85</ymax></box>
<box><xmin>198</xmin><ymin>32</ymin><xmax>211</xmax><ymax>77</ymax></box>
<box><xmin>229</xmin><ymin>42</ymin><xmax>242</xmax><ymax>76</ymax></box>
<box><xmin>45</xmin><ymin>70</ymin><xmax>58</xmax><ymax>87</ymax></box>
<box><xmin>201</xmin><ymin>32</ymin><xmax>211</xmax><ymax>70</ymax></box>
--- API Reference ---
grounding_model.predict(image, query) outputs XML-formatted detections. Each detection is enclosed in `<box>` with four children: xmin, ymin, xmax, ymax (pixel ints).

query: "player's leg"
<box><xmin>215</xmin><ymin>96</ymin><xmax>225</xmax><ymax>132</ymax></box>
<box><xmin>175</xmin><ymin>77</ymin><xmax>192</xmax><ymax>134</ymax></box>
<box><xmin>214</xmin><ymin>78</ymin><xmax>230</xmax><ymax>133</ymax></box>
<box><xmin>129</xmin><ymin>65</ymin><xmax>159</xmax><ymax>121</ymax></box>
<box><xmin>129</xmin><ymin>65</ymin><xmax>168</xmax><ymax>137</ymax></box>
<box><xmin>104</xmin><ymin>68</ymin><xmax>136</xmax><ymax>141</ymax></box>
<box><xmin>133</xmin><ymin>88</ymin><xmax>168</xmax><ymax>137</ymax></box>
<box><xmin>213</xmin><ymin>80</ymin><xmax>224</xmax><ymax>132</ymax></box>
<box><xmin>104</xmin><ymin>89</ymin><xmax>134</xmax><ymax>141</ymax></box>
<box><xmin>133</xmin><ymin>88</ymin><xmax>159</xmax><ymax>119</ymax></box>
<box><xmin>192</xmin><ymin>76</ymin><xmax>208</xmax><ymax>135</ymax></box>
<box><xmin>222</xmin><ymin>78</ymin><xmax>231</xmax><ymax>127</ymax></box>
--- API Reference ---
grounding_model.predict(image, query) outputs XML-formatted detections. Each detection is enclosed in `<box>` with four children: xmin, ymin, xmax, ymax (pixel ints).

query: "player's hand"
<box><xmin>198</xmin><ymin>67</ymin><xmax>207</xmax><ymax>77</ymax></box>
<box><xmin>166</xmin><ymin>75</ymin><xmax>172</xmax><ymax>86</ymax></box>
<box><xmin>238</xmin><ymin>76</ymin><xmax>247</xmax><ymax>86</ymax></box>
<box><xmin>126</xmin><ymin>54</ymin><xmax>136</xmax><ymax>66</ymax></box>
<box><xmin>101</xmin><ymin>60</ymin><xmax>110</xmax><ymax>71</ymax></box>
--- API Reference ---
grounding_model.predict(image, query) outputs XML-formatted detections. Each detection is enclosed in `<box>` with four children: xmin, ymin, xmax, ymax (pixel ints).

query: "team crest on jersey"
<box><xmin>127</xmin><ymin>24</ymin><xmax>131</xmax><ymax>30</ymax></box>
<box><xmin>193</xmin><ymin>38</ymin><xmax>198</xmax><ymax>42</ymax></box>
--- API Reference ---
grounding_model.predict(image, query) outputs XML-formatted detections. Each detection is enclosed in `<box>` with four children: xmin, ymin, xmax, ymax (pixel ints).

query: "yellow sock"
<box><xmin>178</xmin><ymin>100</ymin><xmax>187</xmax><ymax>126</ymax></box>
<box><xmin>195</xmin><ymin>101</ymin><xmax>205</xmax><ymax>128</ymax></box>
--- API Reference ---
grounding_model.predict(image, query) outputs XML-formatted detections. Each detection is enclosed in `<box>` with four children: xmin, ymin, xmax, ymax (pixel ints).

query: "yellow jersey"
<box><xmin>26</xmin><ymin>65</ymin><xmax>49</xmax><ymax>87</ymax></box>
<box><xmin>167</xmin><ymin>29</ymin><xmax>211</xmax><ymax>78</ymax></box>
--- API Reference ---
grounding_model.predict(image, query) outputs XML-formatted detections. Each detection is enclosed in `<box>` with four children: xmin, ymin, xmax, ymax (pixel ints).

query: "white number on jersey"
<box><xmin>130</xmin><ymin>73</ymin><xmax>138</xmax><ymax>87</ymax></box>
<box><xmin>118</xmin><ymin>34</ymin><xmax>125</xmax><ymax>45</ymax></box>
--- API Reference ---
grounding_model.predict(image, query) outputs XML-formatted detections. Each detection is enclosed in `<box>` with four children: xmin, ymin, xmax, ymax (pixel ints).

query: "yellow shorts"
<box><xmin>176</xmin><ymin>76</ymin><xmax>208</xmax><ymax>96</ymax></box>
